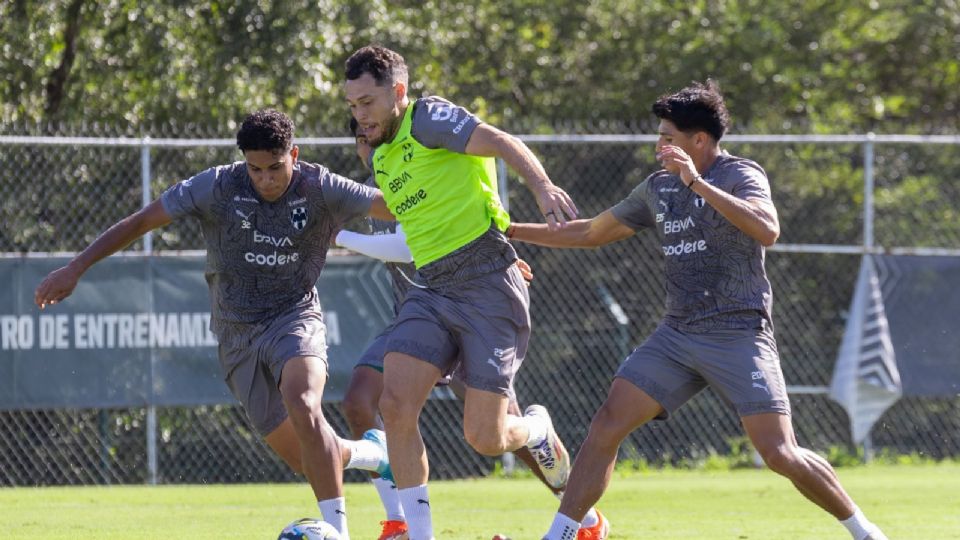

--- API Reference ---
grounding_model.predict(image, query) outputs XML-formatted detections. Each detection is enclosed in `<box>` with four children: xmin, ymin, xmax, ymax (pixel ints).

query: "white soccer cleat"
<box><xmin>524</xmin><ymin>404</ymin><xmax>571</xmax><ymax>489</ymax></box>
<box><xmin>864</xmin><ymin>530</ymin><xmax>889</xmax><ymax>540</ymax></box>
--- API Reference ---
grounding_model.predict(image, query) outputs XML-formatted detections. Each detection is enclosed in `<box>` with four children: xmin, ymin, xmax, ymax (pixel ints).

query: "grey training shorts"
<box><xmin>616</xmin><ymin>321</ymin><xmax>790</xmax><ymax>419</ymax></box>
<box><xmin>357</xmin><ymin>328</ymin><xmax>390</xmax><ymax>372</ymax></box>
<box><xmin>384</xmin><ymin>263</ymin><xmax>531</xmax><ymax>397</ymax></box>
<box><xmin>218</xmin><ymin>304</ymin><xmax>328</xmax><ymax>436</ymax></box>
<box><xmin>357</xmin><ymin>332</ymin><xmax>519</xmax><ymax>403</ymax></box>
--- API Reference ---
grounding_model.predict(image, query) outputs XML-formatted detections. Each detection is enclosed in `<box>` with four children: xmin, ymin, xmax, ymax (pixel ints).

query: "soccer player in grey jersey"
<box><xmin>510</xmin><ymin>81</ymin><xmax>888</xmax><ymax>540</ymax></box>
<box><xmin>34</xmin><ymin>109</ymin><xmax>398</xmax><ymax>539</ymax></box>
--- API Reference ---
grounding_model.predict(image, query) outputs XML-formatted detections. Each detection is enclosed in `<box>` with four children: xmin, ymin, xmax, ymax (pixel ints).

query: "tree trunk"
<box><xmin>44</xmin><ymin>0</ymin><xmax>86</xmax><ymax>120</ymax></box>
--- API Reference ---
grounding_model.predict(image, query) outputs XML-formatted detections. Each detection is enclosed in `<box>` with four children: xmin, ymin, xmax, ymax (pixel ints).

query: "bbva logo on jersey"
<box><xmin>291</xmin><ymin>207</ymin><xmax>308</xmax><ymax>230</ymax></box>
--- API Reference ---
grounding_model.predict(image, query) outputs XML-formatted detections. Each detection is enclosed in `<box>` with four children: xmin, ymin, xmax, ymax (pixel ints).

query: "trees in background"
<box><xmin>2</xmin><ymin>0</ymin><xmax>958</xmax><ymax>134</ymax></box>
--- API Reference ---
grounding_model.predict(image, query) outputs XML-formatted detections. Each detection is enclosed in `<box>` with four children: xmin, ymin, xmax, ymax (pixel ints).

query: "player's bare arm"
<box><xmin>659</xmin><ymin>145</ymin><xmax>780</xmax><ymax>246</ymax></box>
<box><xmin>508</xmin><ymin>210</ymin><xmax>634</xmax><ymax>249</ymax></box>
<box><xmin>464</xmin><ymin>123</ymin><xmax>578</xmax><ymax>229</ymax></box>
<box><xmin>34</xmin><ymin>199</ymin><xmax>172</xmax><ymax>308</ymax></box>
<box><xmin>366</xmin><ymin>191</ymin><xmax>396</xmax><ymax>222</ymax></box>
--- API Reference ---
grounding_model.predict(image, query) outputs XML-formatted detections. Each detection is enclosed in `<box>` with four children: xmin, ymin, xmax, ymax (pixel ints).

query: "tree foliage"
<box><xmin>2</xmin><ymin>0</ymin><xmax>959</xmax><ymax>134</ymax></box>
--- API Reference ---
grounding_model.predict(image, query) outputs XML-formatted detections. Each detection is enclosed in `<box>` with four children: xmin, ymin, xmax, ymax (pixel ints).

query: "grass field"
<box><xmin>2</xmin><ymin>463</ymin><xmax>958</xmax><ymax>539</ymax></box>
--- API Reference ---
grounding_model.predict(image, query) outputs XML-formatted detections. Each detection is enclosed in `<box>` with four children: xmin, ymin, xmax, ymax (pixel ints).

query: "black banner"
<box><xmin>877</xmin><ymin>255</ymin><xmax>960</xmax><ymax>396</ymax></box>
<box><xmin>0</xmin><ymin>255</ymin><xmax>395</xmax><ymax>409</ymax></box>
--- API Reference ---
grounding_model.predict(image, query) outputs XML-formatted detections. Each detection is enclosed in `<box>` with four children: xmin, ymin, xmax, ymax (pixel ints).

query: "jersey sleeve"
<box><xmin>610</xmin><ymin>178</ymin><xmax>656</xmax><ymax>231</ymax></box>
<box><xmin>160</xmin><ymin>166</ymin><xmax>219</xmax><ymax>220</ymax></box>
<box><xmin>730</xmin><ymin>161</ymin><xmax>772</xmax><ymax>202</ymax></box>
<box><xmin>410</xmin><ymin>96</ymin><xmax>481</xmax><ymax>153</ymax></box>
<box><xmin>321</xmin><ymin>171</ymin><xmax>378</xmax><ymax>224</ymax></box>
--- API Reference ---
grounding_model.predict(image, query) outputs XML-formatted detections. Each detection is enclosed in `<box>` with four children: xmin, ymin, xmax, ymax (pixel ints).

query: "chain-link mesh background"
<box><xmin>2</xmin><ymin>132</ymin><xmax>959</xmax><ymax>487</ymax></box>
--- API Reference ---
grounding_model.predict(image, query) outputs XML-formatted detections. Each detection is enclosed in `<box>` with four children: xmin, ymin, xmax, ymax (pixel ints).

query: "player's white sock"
<box><xmin>840</xmin><ymin>507</ymin><xmax>883</xmax><ymax>540</ymax></box>
<box><xmin>343</xmin><ymin>437</ymin><xmax>383</xmax><ymax>471</ymax></box>
<box><xmin>374</xmin><ymin>477</ymin><xmax>405</xmax><ymax>521</ymax></box>
<box><xmin>580</xmin><ymin>507</ymin><xmax>599</xmax><ymax>528</ymax></box>
<box><xmin>318</xmin><ymin>497</ymin><xmax>350</xmax><ymax>539</ymax></box>
<box><xmin>398</xmin><ymin>484</ymin><xmax>434</xmax><ymax>540</ymax></box>
<box><xmin>552</xmin><ymin>486</ymin><xmax>598</xmax><ymax>529</ymax></box>
<box><xmin>549</xmin><ymin>489</ymin><xmax>598</xmax><ymax>526</ymax></box>
<box><xmin>523</xmin><ymin>412</ymin><xmax>548</xmax><ymax>447</ymax></box>
<box><xmin>543</xmin><ymin>512</ymin><xmax>579</xmax><ymax>540</ymax></box>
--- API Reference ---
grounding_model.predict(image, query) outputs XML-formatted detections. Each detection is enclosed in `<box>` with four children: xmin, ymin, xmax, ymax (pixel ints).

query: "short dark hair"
<box><xmin>236</xmin><ymin>109</ymin><xmax>294</xmax><ymax>153</ymax></box>
<box><xmin>344</xmin><ymin>45</ymin><xmax>408</xmax><ymax>86</ymax></box>
<box><xmin>652</xmin><ymin>80</ymin><xmax>730</xmax><ymax>141</ymax></box>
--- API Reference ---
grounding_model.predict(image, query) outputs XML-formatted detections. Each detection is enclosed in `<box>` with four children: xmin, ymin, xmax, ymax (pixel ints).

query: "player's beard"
<box><xmin>367</xmin><ymin>113</ymin><xmax>402</xmax><ymax>148</ymax></box>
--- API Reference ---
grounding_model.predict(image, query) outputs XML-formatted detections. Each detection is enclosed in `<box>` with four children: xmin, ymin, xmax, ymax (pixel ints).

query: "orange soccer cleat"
<box><xmin>577</xmin><ymin>509</ymin><xmax>610</xmax><ymax>540</ymax></box>
<box><xmin>377</xmin><ymin>519</ymin><xmax>409</xmax><ymax>540</ymax></box>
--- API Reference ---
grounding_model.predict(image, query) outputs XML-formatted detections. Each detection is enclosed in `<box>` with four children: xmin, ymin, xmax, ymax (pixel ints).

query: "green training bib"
<box><xmin>373</xmin><ymin>103</ymin><xmax>510</xmax><ymax>266</ymax></box>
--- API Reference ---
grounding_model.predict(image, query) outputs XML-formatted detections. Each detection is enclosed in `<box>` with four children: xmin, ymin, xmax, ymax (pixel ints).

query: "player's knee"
<box><xmin>463</xmin><ymin>425</ymin><xmax>506</xmax><ymax>456</ymax></box>
<box><xmin>757</xmin><ymin>444</ymin><xmax>800</xmax><ymax>475</ymax></box>
<box><xmin>341</xmin><ymin>392</ymin><xmax>377</xmax><ymax>432</ymax></box>
<box><xmin>588</xmin><ymin>403</ymin><xmax>631</xmax><ymax>446</ymax></box>
<box><xmin>283</xmin><ymin>389</ymin><xmax>324</xmax><ymax>425</ymax></box>
<box><xmin>378</xmin><ymin>389</ymin><xmax>417</xmax><ymax>427</ymax></box>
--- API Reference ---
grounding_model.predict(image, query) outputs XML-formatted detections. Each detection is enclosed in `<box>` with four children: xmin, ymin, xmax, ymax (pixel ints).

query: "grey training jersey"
<box><xmin>611</xmin><ymin>153</ymin><xmax>774</xmax><ymax>331</ymax></box>
<box><xmin>362</xmin><ymin>175</ymin><xmax>417</xmax><ymax>311</ymax></box>
<box><xmin>411</xmin><ymin>95</ymin><xmax>481</xmax><ymax>151</ymax></box>
<box><xmin>160</xmin><ymin>161</ymin><xmax>377</xmax><ymax>334</ymax></box>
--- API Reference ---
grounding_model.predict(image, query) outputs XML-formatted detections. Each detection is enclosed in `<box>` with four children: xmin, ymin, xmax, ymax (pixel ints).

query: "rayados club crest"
<box><xmin>290</xmin><ymin>207</ymin><xmax>307</xmax><ymax>230</ymax></box>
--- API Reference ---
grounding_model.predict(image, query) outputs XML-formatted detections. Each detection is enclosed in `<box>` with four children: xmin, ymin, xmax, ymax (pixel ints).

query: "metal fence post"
<box><xmin>864</xmin><ymin>133</ymin><xmax>875</xmax><ymax>251</ymax></box>
<box><xmin>497</xmin><ymin>155</ymin><xmax>511</xmax><ymax>478</ymax></box>
<box><xmin>497</xmin><ymin>157</ymin><xmax>510</xmax><ymax>213</ymax></box>
<box><xmin>141</xmin><ymin>138</ymin><xmax>158</xmax><ymax>485</ymax></box>
<box><xmin>495</xmin><ymin>158</ymin><xmax>514</xmax><ymax>476</ymax></box>
<box><xmin>862</xmin><ymin>132</ymin><xmax>876</xmax><ymax>462</ymax></box>
<box><xmin>141</xmin><ymin>138</ymin><xmax>153</xmax><ymax>253</ymax></box>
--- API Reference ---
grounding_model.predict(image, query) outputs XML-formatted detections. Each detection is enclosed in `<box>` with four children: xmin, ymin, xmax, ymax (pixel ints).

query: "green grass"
<box><xmin>2</xmin><ymin>463</ymin><xmax>958</xmax><ymax>539</ymax></box>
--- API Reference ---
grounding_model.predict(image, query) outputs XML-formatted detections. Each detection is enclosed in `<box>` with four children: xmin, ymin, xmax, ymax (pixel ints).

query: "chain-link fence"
<box><xmin>2</xmin><ymin>132</ymin><xmax>959</xmax><ymax>486</ymax></box>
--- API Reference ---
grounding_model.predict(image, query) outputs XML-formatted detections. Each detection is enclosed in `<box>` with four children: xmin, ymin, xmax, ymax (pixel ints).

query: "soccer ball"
<box><xmin>277</xmin><ymin>518</ymin><xmax>341</xmax><ymax>540</ymax></box>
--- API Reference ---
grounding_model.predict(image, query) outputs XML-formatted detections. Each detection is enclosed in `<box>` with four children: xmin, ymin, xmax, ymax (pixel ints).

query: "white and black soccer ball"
<box><xmin>277</xmin><ymin>518</ymin><xmax>341</xmax><ymax>540</ymax></box>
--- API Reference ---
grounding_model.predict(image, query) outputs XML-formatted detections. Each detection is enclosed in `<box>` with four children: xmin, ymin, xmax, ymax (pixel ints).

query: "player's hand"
<box><xmin>656</xmin><ymin>145</ymin><xmax>699</xmax><ymax>187</ymax></box>
<box><xmin>534</xmin><ymin>184</ymin><xmax>578</xmax><ymax>230</ymax></box>
<box><xmin>515</xmin><ymin>259</ymin><xmax>533</xmax><ymax>283</ymax></box>
<box><xmin>34</xmin><ymin>264</ymin><xmax>82</xmax><ymax>309</ymax></box>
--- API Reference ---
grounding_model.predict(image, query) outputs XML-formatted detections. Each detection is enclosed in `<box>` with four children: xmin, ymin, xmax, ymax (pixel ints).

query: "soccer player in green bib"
<box><xmin>344</xmin><ymin>45</ymin><xmax>581</xmax><ymax>540</ymax></box>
